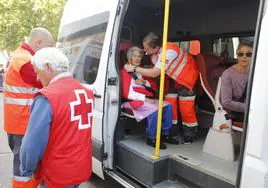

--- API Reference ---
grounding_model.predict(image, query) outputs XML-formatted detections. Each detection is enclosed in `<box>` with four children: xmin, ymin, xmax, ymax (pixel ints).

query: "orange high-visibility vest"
<box><xmin>189</xmin><ymin>40</ymin><xmax>200</xmax><ymax>55</ymax></box>
<box><xmin>3</xmin><ymin>44</ymin><xmax>39</xmax><ymax>135</ymax></box>
<box><xmin>151</xmin><ymin>43</ymin><xmax>198</xmax><ymax>90</ymax></box>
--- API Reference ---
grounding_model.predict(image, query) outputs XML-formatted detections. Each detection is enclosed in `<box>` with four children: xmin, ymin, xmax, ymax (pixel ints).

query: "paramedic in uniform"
<box><xmin>20</xmin><ymin>48</ymin><xmax>94</xmax><ymax>187</ymax></box>
<box><xmin>124</xmin><ymin>32</ymin><xmax>199</xmax><ymax>143</ymax></box>
<box><xmin>3</xmin><ymin>27</ymin><xmax>54</xmax><ymax>187</ymax></box>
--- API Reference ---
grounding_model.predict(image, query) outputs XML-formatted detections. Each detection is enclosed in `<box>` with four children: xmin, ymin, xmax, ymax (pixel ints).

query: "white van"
<box><xmin>57</xmin><ymin>0</ymin><xmax>268</xmax><ymax>187</ymax></box>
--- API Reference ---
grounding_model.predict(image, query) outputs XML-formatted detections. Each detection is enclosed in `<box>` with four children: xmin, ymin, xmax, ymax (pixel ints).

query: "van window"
<box><xmin>212</xmin><ymin>36</ymin><xmax>254</xmax><ymax>59</ymax></box>
<box><xmin>58</xmin><ymin>13</ymin><xmax>109</xmax><ymax>84</ymax></box>
<box><xmin>83</xmin><ymin>42</ymin><xmax>103</xmax><ymax>84</ymax></box>
<box><xmin>71</xmin><ymin>26</ymin><xmax>107</xmax><ymax>84</ymax></box>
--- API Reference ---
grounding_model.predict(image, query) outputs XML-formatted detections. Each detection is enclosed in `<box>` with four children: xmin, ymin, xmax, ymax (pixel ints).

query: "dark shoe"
<box><xmin>183</xmin><ymin>126</ymin><xmax>198</xmax><ymax>144</ymax></box>
<box><xmin>182</xmin><ymin>136</ymin><xmax>194</xmax><ymax>144</ymax></box>
<box><xmin>161</xmin><ymin>135</ymin><xmax>180</xmax><ymax>145</ymax></box>
<box><xmin>146</xmin><ymin>139</ymin><xmax>167</xmax><ymax>149</ymax></box>
<box><xmin>169</xmin><ymin>124</ymin><xmax>179</xmax><ymax>137</ymax></box>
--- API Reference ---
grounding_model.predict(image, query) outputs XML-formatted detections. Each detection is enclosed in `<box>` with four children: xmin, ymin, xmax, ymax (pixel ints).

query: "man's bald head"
<box><xmin>28</xmin><ymin>27</ymin><xmax>54</xmax><ymax>52</ymax></box>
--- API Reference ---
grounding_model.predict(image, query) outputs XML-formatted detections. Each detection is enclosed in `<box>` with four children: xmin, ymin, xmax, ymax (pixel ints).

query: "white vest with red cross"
<box><xmin>35</xmin><ymin>74</ymin><xmax>94</xmax><ymax>187</ymax></box>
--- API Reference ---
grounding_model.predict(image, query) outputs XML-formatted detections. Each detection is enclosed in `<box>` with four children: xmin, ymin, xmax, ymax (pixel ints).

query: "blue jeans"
<box><xmin>146</xmin><ymin>104</ymin><xmax>172</xmax><ymax>140</ymax></box>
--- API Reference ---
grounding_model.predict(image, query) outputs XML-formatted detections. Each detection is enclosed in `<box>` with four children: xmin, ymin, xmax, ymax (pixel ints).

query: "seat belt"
<box><xmin>131</xmin><ymin>72</ymin><xmax>156</xmax><ymax>96</ymax></box>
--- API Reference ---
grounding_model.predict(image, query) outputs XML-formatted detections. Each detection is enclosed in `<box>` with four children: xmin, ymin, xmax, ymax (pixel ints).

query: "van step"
<box><xmin>115</xmin><ymin>135</ymin><xmax>236</xmax><ymax>188</ymax></box>
<box><xmin>152</xmin><ymin>180</ymin><xmax>198</xmax><ymax>188</ymax></box>
<box><xmin>169</xmin><ymin>156</ymin><xmax>234</xmax><ymax>188</ymax></box>
<box><xmin>115</xmin><ymin>137</ymin><xmax>169</xmax><ymax>186</ymax></box>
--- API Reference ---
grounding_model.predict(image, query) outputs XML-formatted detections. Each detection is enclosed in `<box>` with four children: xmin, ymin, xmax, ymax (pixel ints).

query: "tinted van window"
<box><xmin>58</xmin><ymin>12</ymin><xmax>109</xmax><ymax>84</ymax></box>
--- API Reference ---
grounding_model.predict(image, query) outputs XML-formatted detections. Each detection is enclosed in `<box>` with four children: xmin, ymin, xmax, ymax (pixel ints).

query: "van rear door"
<box><xmin>57</xmin><ymin>0</ymin><xmax>120</xmax><ymax>179</ymax></box>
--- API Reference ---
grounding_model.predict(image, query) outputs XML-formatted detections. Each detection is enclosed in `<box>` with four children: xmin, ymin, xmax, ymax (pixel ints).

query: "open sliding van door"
<box><xmin>239</xmin><ymin>0</ymin><xmax>268</xmax><ymax>187</ymax></box>
<box><xmin>57</xmin><ymin>0</ymin><xmax>121</xmax><ymax>179</ymax></box>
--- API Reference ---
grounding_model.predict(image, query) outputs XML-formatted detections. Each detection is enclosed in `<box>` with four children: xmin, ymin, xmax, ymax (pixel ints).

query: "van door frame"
<box><xmin>102</xmin><ymin>0</ymin><xmax>130</xmax><ymax>170</ymax></box>
<box><xmin>236</xmin><ymin>0</ymin><xmax>266</xmax><ymax>187</ymax></box>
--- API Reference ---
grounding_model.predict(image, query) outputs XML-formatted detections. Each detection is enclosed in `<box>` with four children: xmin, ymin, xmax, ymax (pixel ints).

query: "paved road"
<box><xmin>0</xmin><ymin>93</ymin><xmax>123</xmax><ymax>188</ymax></box>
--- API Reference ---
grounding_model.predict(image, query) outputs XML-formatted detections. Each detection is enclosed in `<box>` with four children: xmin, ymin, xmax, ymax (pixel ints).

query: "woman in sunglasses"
<box><xmin>220</xmin><ymin>41</ymin><xmax>253</xmax><ymax>122</ymax></box>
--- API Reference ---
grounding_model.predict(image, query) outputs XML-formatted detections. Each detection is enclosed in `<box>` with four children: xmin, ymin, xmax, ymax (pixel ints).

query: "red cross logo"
<box><xmin>70</xmin><ymin>89</ymin><xmax>93</xmax><ymax>130</ymax></box>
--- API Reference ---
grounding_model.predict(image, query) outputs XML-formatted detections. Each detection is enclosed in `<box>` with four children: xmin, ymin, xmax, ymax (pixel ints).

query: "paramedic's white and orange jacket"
<box><xmin>150</xmin><ymin>42</ymin><xmax>198</xmax><ymax>90</ymax></box>
<box><xmin>151</xmin><ymin>42</ymin><xmax>198</xmax><ymax>127</ymax></box>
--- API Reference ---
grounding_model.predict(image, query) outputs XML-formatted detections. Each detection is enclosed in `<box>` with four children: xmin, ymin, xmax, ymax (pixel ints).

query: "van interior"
<box><xmin>114</xmin><ymin>0</ymin><xmax>259</xmax><ymax>187</ymax></box>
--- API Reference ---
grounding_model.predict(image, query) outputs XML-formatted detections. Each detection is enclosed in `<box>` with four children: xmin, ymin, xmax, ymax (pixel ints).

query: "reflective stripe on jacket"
<box><xmin>3</xmin><ymin>44</ymin><xmax>38</xmax><ymax>135</ymax></box>
<box><xmin>151</xmin><ymin>42</ymin><xmax>199</xmax><ymax>90</ymax></box>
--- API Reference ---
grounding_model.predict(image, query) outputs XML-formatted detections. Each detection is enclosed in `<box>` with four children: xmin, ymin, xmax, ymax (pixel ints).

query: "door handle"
<box><xmin>94</xmin><ymin>93</ymin><xmax>102</xmax><ymax>98</ymax></box>
<box><xmin>92</xmin><ymin>88</ymin><xmax>101</xmax><ymax>98</ymax></box>
<box><xmin>111</xmin><ymin>99</ymin><xmax>118</xmax><ymax>104</ymax></box>
<box><xmin>108</xmin><ymin>77</ymin><xmax>117</xmax><ymax>86</ymax></box>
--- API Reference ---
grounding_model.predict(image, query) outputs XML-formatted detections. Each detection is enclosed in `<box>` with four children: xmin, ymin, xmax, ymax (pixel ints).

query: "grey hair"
<box><xmin>32</xmin><ymin>47</ymin><xmax>70</xmax><ymax>72</ymax></box>
<box><xmin>127</xmin><ymin>46</ymin><xmax>143</xmax><ymax>60</ymax></box>
<box><xmin>143</xmin><ymin>32</ymin><xmax>162</xmax><ymax>48</ymax></box>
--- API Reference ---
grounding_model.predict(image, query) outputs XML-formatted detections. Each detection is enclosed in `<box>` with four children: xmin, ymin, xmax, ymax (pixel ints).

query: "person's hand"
<box><xmin>135</xmin><ymin>79</ymin><xmax>146</xmax><ymax>85</ymax></box>
<box><xmin>145</xmin><ymin>98</ymin><xmax>154</xmax><ymax>104</ymax></box>
<box><xmin>124</xmin><ymin>64</ymin><xmax>134</xmax><ymax>72</ymax></box>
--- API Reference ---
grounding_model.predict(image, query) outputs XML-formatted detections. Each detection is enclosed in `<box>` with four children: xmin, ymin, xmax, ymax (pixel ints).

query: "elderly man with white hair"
<box><xmin>3</xmin><ymin>27</ymin><xmax>54</xmax><ymax>188</ymax></box>
<box><xmin>19</xmin><ymin>47</ymin><xmax>94</xmax><ymax>188</ymax></box>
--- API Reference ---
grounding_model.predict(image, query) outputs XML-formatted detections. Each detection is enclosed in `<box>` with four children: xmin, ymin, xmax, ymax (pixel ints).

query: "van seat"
<box><xmin>203</xmin><ymin>77</ymin><xmax>243</xmax><ymax>161</ymax></box>
<box><xmin>196</xmin><ymin>54</ymin><xmax>226</xmax><ymax>113</ymax></box>
<box><xmin>232</xmin><ymin>121</ymin><xmax>243</xmax><ymax>132</ymax></box>
<box><xmin>121</xmin><ymin>107</ymin><xmax>135</xmax><ymax>119</ymax></box>
<box><xmin>118</xmin><ymin>40</ymin><xmax>133</xmax><ymax>69</ymax></box>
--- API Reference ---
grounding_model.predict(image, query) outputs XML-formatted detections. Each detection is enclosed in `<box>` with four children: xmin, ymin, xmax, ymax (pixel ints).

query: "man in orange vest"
<box><xmin>3</xmin><ymin>27</ymin><xmax>54</xmax><ymax>188</ymax></box>
<box><xmin>20</xmin><ymin>47</ymin><xmax>93</xmax><ymax>187</ymax></box>
<box><xmin>124</xmin><ymin>32</ymin><xmax>199</xmax><ymax>144</ymax></box>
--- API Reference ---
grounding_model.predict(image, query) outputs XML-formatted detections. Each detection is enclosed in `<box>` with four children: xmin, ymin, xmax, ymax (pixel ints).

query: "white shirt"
<box><xmin>151</xmin><ymin>48</ymin><xmax>178</xmax><ymax>70</ymax></box>
<box><xmin>127</xmin><ymin>72</ymin><xmax>151</xmax><ymax>101</ymax></box>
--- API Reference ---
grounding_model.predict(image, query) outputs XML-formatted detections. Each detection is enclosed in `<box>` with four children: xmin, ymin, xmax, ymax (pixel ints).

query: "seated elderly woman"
<box><xmin>121</xmin><ymin>46</ymin><xmax>179</xmax><ymax>149</ymax></box>
<box><xmin>220</xmin><ymin>41</ymin><xmax>253</xmax><ymax>122</ymax></box>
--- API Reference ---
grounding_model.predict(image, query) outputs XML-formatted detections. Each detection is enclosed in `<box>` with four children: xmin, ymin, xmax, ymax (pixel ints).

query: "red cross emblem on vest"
<box><xmin>70</xmin><ymin>89</ymin><xmax>93</xmax><ymax>130</ymax></box>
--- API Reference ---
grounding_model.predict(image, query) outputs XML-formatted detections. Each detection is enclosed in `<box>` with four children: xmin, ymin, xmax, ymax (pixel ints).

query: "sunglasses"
<box><xmin>237</xmin><ymin>52</ymin><xmax>252</xmax><ymax>58</ymax></box>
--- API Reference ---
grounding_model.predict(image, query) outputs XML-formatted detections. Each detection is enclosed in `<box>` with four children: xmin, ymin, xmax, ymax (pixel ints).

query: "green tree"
<box><xmin>0</xmin><ymin>0</ymin><xmax>65</xmax><ymax>51</ymax></box>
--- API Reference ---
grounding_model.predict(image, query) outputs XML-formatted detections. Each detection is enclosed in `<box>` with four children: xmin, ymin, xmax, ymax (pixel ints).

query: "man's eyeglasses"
<box><xmin>237</xmin><ymin>52</ymin><xmax>252</xmax><ymax>58</ymax></box>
